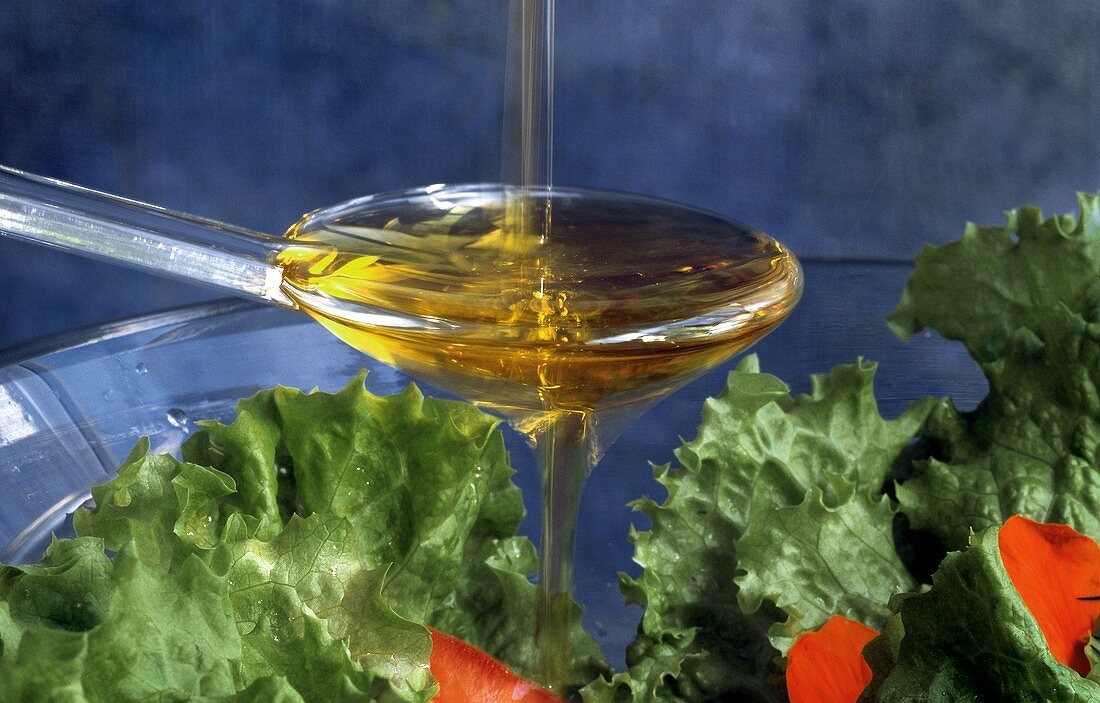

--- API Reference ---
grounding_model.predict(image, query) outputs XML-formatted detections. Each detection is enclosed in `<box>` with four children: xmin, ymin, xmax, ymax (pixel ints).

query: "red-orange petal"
<box><xmin>428</xmin><ymin>627</ymin><xmax>563</xmax><ymax>703</ymax></box>
<box><xmin>999</xmin><ymin>515</ymin><xmax>1100</xmax><ymax>676</ymax></box>
<box><xmin>787</xmin><ymin>615</ymin><xmax>877</xmax><ymax>703</ymax></box>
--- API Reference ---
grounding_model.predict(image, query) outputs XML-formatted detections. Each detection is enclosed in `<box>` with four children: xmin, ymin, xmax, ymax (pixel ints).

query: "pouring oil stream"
<box><xmin>499</xmin><ymin>0</ymin><xmax>587</xmax><ymax>690</ymax></box>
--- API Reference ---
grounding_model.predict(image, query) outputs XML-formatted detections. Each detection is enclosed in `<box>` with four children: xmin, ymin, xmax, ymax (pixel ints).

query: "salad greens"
<box><xmin>1</xmin><ymin>381</ymin><xmax>604</xmax><ymax>701</ymax></box>
<box><xmin>2</xmin><ymin>193</ymin><xmax>1100</xmax><ymax>702</ymax></box>
<box><xmin>582</xmin><ymin>359</ymin><xmax>930</xmax><ymax>702</ymax></box>
<box><xmin>859</xmin><ymin>523</ymin><xmax>1100</xmax><ymax>702</ymax></box>
<box><xmin>585</xmin><ymin>194</ymin><xmax>1100</xmax><ymax>701</ymax></box>
<box><xmin>891</xmin><ymin>195</ymin><xmax>1100</xmax><ymax>549</ymax></box>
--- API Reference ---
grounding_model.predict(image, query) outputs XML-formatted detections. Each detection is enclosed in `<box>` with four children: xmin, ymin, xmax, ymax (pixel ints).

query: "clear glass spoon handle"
<box><xmin>0</xmin><ymin>165</ymin><xmax>295</xmax><ymax>308</ymax></box>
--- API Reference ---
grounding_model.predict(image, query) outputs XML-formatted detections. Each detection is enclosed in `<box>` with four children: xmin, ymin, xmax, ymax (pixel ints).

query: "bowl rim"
<box><xmin>0</xmin><ymin>298</ymin><xmax>269</xmax><ymax>368</ymax></box>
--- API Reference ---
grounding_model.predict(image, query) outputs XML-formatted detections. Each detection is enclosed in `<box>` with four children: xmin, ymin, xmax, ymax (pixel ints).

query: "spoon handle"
<box><xmin>0</xmin><ymin>165</ymin><xmax>295</xmax><ymax>308</ymax></box>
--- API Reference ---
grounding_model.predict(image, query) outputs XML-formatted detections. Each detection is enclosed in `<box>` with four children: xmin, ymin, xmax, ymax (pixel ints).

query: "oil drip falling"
<box><xmin>498</xmin><ymin>0</ymin><xmax>586</xmax><ymax>690</ymax></box>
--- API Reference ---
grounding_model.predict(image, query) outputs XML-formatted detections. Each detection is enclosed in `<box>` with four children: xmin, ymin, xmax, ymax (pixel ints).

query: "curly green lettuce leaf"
<box><xmin>888</xmin><ymin>193</ymin><xmax>1100</xmax><ymax>359</ymax></box>
<box><xmin>580</xmin><ymin>633</ymin><xmax>693</xmax><ymax>703</ymax></box>
<box><xmin>0</xmin><ymin>536</ymin><xmax>113</xmax><ymax>674</ymax></box>
<box><xmin>598</xmin><ymin>357</ymin><xmax>929</xmax><ymax>701</ymax></box>
<box><xmin>0</xmin><ymin>537</ymin><xmax>113</xmax><ymax>633</ymax></box>
<box><xmin>72</xmin><ymin>448</ymin><xmax>435</xmax><ymax>698</ymax></box>
<box><xmin>6</xmin><ymin>374</ymin><xmax>613</xmax><ymax>700</ymax></box>
<box><xmin>0</xmin><ymin>541</ymin><xmax>243</xmax><ymax>701</ymax></box>
<box><xmin>268</xmin><ymin>380</ymin><xmax>523</xmax><ymax>624</ymax></box>
<box><xmin>184</xmin><ymin>375</ymin><xmax>606</xmax><ymax>689</ymax></box>
<box><xmin>206</xmin><ymin>512</ymin><xmax>433</xmax><ymax>697</ymax></box>
<box><xmin>73</xmin><ymin>438</ymin><xmax>239</xmax><ymax>566</ymax></box>
<box><xmin>238</xmin><ymin>610</ymin><xmax>392</xmax><ymax>702</ymax></box>
<box><xmin>61</xmin><ymin>374</ymin><xmax>596</xmax><ymax>701</ymax></box>
<box><xmin>185</xmin><ymin>389</ymin><xmax>286</xmax><ymax>531</ymax></box>
<box><xmin>210</xmin><ymin>677</ymin><xmax>309</xmax><ymax>703</ymax></box>
<box><xmin>890</xmin><ymin>194</ymin><xmax>1100</xmax><ymax>548</ymax></box>
<box><xmin>861</xmin><ymin>523</ymin><xmax>1100</xmax><ymax>702</ymax></box>
<box><xmin>735</xmin><ymin>486</ymin><xmax>911</xmax><ymax>653</ymax></box>
<box><xmin>211</xmin><ymin>513</ymin><xmax>363</xmax><ymax>636</ymax></box>
<box><xmin>0</xmin><ymin>537</ymin><xmax>414</xmax><ymax>702</ymax></box>
<box><xmin>0</xmin><ymin>602</ymin><xmax>17</xmax><ymax>660</ymax></box>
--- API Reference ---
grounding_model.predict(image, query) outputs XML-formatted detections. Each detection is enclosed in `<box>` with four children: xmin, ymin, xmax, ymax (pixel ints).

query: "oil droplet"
<box><xmin>166</xmin><ymin>408</ymin><xmax>189</xmax><ymax>429</ymax></box>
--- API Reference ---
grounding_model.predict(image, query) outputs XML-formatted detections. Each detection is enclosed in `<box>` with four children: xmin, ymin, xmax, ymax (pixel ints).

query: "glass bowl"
<box><xmin>0</xmin><ymin>260</ymin><xmax>985</xmax><ymax>668</ymax></box>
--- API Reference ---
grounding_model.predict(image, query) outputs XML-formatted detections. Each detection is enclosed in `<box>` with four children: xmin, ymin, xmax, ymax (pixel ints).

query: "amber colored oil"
<box><xmin>277</xmin><ymin>191</ymin><xmax>800</xmax><ymax>443</ymax></box>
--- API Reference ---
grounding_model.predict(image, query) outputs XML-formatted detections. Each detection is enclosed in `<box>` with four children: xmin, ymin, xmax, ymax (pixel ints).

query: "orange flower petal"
<box><xmin>999</xmin><ymin>515</ymin><xmax>1100</xmax><ymax>676</ymax></box>
<box><xmin>428</xmin><ymin>627</ymin><xmax>563</xmax><ymax>703</ymax></box>
<box><xmin>787</xmin><ymin>615</ymin><xmax>877</xmax><ymax>703</ymax></box>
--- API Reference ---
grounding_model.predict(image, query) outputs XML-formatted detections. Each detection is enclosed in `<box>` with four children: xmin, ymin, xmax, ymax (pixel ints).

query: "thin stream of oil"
<box><xmin>498</xmin><ymin>0</ymin><xmax>587</xmax><ymax>690</ymax></box>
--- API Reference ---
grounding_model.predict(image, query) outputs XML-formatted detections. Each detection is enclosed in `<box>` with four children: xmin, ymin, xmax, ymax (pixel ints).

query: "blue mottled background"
<box><xmin>1</xmin><ymin>0</ymin><xmax>1098</xmax><ymax>346</ymax></box>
